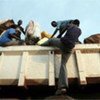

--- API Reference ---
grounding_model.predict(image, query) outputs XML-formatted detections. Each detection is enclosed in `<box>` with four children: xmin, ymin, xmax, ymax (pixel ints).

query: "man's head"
<box><xmin>17</xmin><ymin>20</ymin><xmax>23</xmax><ymax>26</ymax></box>
<box><xmin>51</xmin><ymin>21</ymin><xmax>57</xmax><ymax>27</ymax></box>
<box><xmin>72</xmin><ymin>19</ymin><xmax>80</xmax><ymax>27</ymax></box>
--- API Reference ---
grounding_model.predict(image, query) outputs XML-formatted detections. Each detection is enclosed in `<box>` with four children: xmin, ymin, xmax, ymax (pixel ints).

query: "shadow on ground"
<box><xmin>0</xmin><ymin>84</ymin><xmax>100</xmax><ymax>99</ymax></box>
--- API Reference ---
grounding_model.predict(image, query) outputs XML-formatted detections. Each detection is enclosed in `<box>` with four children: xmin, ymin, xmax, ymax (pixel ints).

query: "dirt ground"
<box><xmin>0</xmin><ymin>84</ymin><xmax>100</xmax><ymax>99</ymax></box>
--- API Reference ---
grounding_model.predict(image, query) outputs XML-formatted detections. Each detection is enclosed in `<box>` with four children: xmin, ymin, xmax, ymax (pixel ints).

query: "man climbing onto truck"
<box><xmin>39</xmin><ymin>19</ymin><xmax>82</xmax><ymax>95</ymax></box>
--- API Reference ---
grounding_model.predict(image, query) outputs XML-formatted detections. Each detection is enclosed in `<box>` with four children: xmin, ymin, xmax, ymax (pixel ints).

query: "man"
<box><xmin>38</xmin><ymin>20</ymin><xmax>73</xmax><ymax>43</ymax></box>
<box><xmin>51</xmin><ymin>20</ymin><xmax>73</xmax><ymax>38</ymax></box>
<box><xmin>0</xmin><ymin>27</ymin><xmax>25</xmax><ymax>46</ymax></box>
<box><xmin>40</xmin><ymin>20</ymin><xmax>73</xmax><ymax>39</ymax></box>
<box><xmin>15</xmin><ymin>20</ymin><xmax>25</xmax><ymax>39</ymax></box>
<box><xmin>39</xmin><ymin>19</ymin><xmax>82</xmax><ymax>95</ymax></box>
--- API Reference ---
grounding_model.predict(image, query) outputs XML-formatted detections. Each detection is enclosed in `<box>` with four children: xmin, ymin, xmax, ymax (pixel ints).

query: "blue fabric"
<box><xmin>56</xmin><ymin>20</ymin><xmax>73</xmax><ymax>30</ymax></box>
<box><xmin>55</xmin><ymin>20</ymin><xmax>73</xmax><ymax>38</ymax></box>
<box><xmin>0</xmin><ymin>28</ymin><xmax>16</xmax><ymax>44</ymax></box>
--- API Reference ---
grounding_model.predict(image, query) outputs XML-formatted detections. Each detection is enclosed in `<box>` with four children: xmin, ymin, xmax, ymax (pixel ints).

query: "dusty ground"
<box><xmin>0</xmin><ymin>84</ymin><xmax>100</xmax><ymax>99</ymax></box>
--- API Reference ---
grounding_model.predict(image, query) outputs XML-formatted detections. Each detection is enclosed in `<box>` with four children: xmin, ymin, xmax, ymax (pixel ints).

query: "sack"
<box><xmin>25</xmin><ymin>20</ymin><xmax>41</xmax><ymax>38</ymax></box>
<box><xmin>0</xmin><ymin>19</ymin><xmax>15</xmax><ymax>35</ymax></box>
<box><xmin>41</xmin><ymin>31</ymin><xmax>52</xmax><ymax>39</ymax></box>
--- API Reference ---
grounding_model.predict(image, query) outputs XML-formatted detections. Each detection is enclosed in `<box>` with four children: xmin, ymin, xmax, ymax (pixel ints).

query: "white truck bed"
<box><xmin>0</xmin><ymin>44</ymin><xmax>100</xmax><ymax>86</ymax></box>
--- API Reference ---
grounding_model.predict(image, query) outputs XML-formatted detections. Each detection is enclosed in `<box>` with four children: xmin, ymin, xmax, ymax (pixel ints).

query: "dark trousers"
<box><xmin>41</xmin><ymin>38</ymin><xmax>72</xmax><ymax>88</ymax></box>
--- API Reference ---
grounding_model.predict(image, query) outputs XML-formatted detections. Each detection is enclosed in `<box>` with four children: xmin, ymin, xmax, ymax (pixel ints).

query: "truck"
<box><xmin>0</xmin><ymin>44</ymin><xmax>100</xmax><ymax>87</ymax></box>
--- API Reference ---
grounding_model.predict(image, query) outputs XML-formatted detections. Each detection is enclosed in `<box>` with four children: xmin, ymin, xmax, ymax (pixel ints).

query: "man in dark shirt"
<box><xmin>51</xmin><ymin>20</ymin><xmax>73</xmax><ymax>38</ymax></box>
<box><xmin>40</xmin><ymin>19</ymin><xmax>82</xmax><ymax>95</ymax></box>
<box><xmin>14</xmin><ymin>20</ymin><xmax>25</xmax><ymax>39</ymax></box>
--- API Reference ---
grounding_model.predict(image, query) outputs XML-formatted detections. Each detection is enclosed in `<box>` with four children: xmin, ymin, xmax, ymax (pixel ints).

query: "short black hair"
<box><xmin>69</xmin><ymin>20</ymin><xmax>74</xmax><ymax>24</ymax></box>
<box><xmin>17</xmin><ymin>20</ymin><xmax>23</xmax><ymax>26</ymax></box>
<box><xmin>73</xmin><ymin>19</ymin><xmax>80</xmax><ymax>26</ymax></box>
<box><xmin>51</xmin><ymin>21</ymin><xmax>57</xmax><ymax>27</ymax></box>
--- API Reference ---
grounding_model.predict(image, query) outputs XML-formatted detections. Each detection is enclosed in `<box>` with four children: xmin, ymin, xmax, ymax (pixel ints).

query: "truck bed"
<box><xmin>0</xmin><ymin>44</ymin><xmax>100</xmax><ymax>86</ymax></box>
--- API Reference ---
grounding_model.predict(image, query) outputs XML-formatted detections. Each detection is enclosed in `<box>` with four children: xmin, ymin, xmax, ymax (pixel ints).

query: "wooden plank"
<box><xmin>75</xmin><ymin>44</ymin><xmax>100</xmax><ymax>50</ymax></box>
<box><xmin>0</xmin><ymin>46</ymin><xmax>57</xmax><ymax>52</ymax></box>
<box><xmin>48</xmin><ymin>51</ymin><xmax>55</xmax><ymax>86</ymax></box>
<box><xmin>0</xmin><ymin>52</ymin><xmax>4</xmax><ymax>69</ymax></box>
<box><xmin>75</xmin><ymin>50</ymin><xmax>87</xmax><ymax>85</ymax></box>
<box><xmin>0</xmin><ymin>44</ymin><xmax>99</xmax><ymax>52</ymax></box>
<box><xmin>0</xmin><ymin>52</ymin><xmax>4</xmax><ymax>82</ymax></box>
<box><xmin>18</xmin><ymin>52</ymin><xmax>28</xmax><ymax>86</ymax></box>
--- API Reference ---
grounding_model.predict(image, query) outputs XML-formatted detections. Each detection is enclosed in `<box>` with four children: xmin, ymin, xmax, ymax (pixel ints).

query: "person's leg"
<box><xmin>41</xmin><ymin>38</ymin><xmax>72</xmax><ymax>95</ymax></box>
<box><xmin>58</xmin><ymin>52</ymin><xmax>71</xmax><ymax>88</ymax></box>
<box><xmin>40</xmin><ymin>38</ymin><xmax>62</xmax><ymax>49</ymax></box>
<box><xmin>4</xmin><ymin>40</ymin><xmax>25</xmax><ymax>46</ymax></box>
<box><xmin>55</xmin><ymin>50</ymin><xmax>72</xmax><ymax>95</ymax></box>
